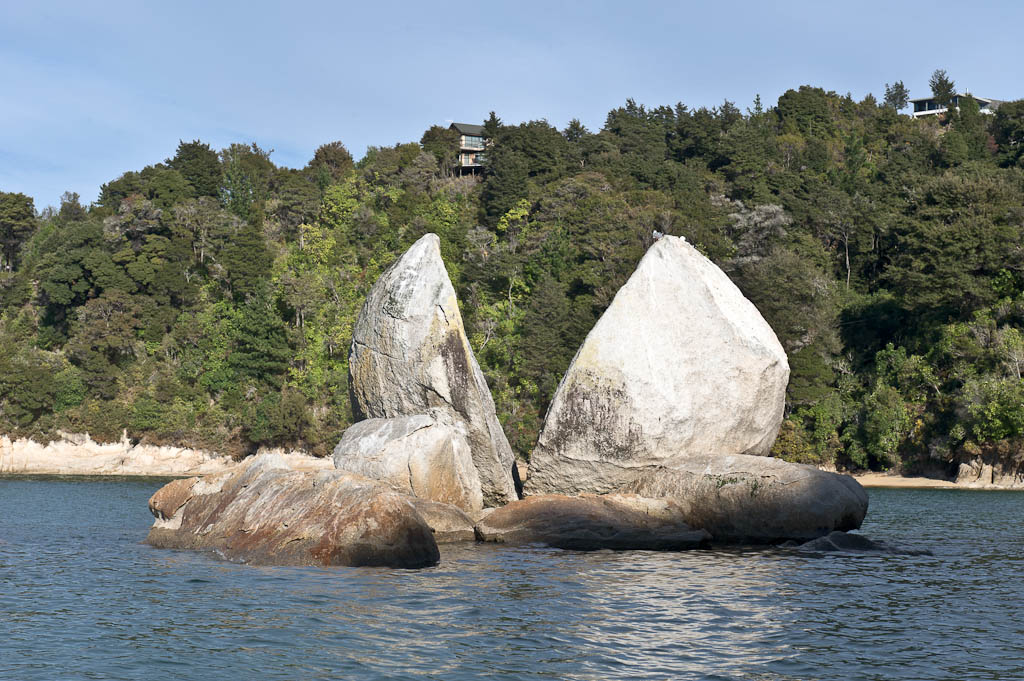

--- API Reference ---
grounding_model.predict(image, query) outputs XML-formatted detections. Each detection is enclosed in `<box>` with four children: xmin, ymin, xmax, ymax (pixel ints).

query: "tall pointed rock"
<box><xmin>348</xmin><ymin>234</ymin><xmax>517</xmax><ymax>506</ymax></box>
<box><xmin>526</xmin><ymin>235</ymin><xmax>791</xmax><ymax>496</ymax></box>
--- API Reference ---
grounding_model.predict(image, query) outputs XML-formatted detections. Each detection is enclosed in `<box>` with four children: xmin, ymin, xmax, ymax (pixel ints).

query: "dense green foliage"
<box><xmin>3</xmin><ymin>84</ymin><xmax>1024</xmax><ymax>475</ymax></box>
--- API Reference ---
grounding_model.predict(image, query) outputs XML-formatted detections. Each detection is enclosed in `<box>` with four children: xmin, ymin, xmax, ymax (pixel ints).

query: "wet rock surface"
<box><xmin>475</xmin><ymin>493</ymin><xmax>711</xmax><ymax>551</ymax></box>
<box><xmin>619</xmin><ymin>454</ymin><xmax>869</xmax><ymax>543</ymax></box>
<box><xmin>145</xmin><ymin>454</ymin><xmax>440</xmax><ymax>568</ymax></box>
<box><xmin>789</xmin><ymin>531</ymin><xmax>933</xmax><ymax>556</ymax></box>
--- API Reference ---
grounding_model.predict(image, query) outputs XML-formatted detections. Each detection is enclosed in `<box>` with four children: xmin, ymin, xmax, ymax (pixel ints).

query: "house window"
<box><xmin>462</xmin><ymin>135</ymin><xmax>485</xmax><ymax>150</ymax></box>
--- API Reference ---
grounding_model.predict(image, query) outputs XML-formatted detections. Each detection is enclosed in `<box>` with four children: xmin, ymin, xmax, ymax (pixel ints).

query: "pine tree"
<box><xmin>169</xmin><ymin>140</ymin><xmax>222</xmax><ymax>197</ymax></box>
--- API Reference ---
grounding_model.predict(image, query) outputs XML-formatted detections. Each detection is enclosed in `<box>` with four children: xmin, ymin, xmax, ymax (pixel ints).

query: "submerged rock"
<box><xmin>793</xmin><ymin>531</ymin><xmax>932</xmax><ymax>556</ymax></box>
<box><xmin>526</xmin><ymin>235</ymin><xmax>789</xmax><ymax>496</ymax></box>
<box><xmin>620</xmin><ymin>455</ymin><xmax>868</xmax><ymax>543</ymax></box>
<box><xmin>333</xmin><ymin>413</ymin><xmax>483</xmax><ymax>513</ymax></box>
<box><xmin>475</xmin><ymin>493</ymin><xmax>711</xmax><ymax>551</ymax></box>
<box><xmin>348</xmin><ymin>233</ymin><xmax>517</xmax><ymax>507</ymax></box>
<box><xmin>145</xmin><ymin>454</ymin><xmax>440</xmax><ymax>568</ymax></box>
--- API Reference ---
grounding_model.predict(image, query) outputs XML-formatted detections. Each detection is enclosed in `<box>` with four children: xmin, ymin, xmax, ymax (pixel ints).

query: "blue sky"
<box><xmin>2</xmin><ymin>0</ymin><xmax>1022</xmax><ymax>209</ymax></box>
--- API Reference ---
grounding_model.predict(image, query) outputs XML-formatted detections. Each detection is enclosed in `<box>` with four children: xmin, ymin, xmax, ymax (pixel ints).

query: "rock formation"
<box><xmin>332</xmin><ymin>413</ymin><xmax>484</xmax><ymax>512</ymax></box>
<box><xmin>790</xmin><ymin>530</ymin><xmax>932</xmax><ymax>556</ymax></box>
<box><xmin>620</xmin><ymin>454</ymin><xmax>868</xmax><ymax>542</ymax></box>
<box><xmin>475</xmin><ymin>493</ymin><xmax>710</xmax><ymax>550</ymax></box>
<box><xmin>145</xmin><ymin>454</ymin><xmax>440</xmax><ymax>568</ymax></box>
<box><xmin>526</xmin><ymin>235</ymin><xmax>790</xmax><ymax>496</ymax></box>
<box><xmin>348</xmin><ymin>233</ymin><xmax>517</xmax><ymax>506</ymax></box>
<box><xmin>407</xmin><ymin>499</ymin><xmax>477</xmax><ymax>543</ymax></box>
<box><xmin>519</xmin><ymin>235</ymin><xmax>868</xmax><ymax>543</ymax></box>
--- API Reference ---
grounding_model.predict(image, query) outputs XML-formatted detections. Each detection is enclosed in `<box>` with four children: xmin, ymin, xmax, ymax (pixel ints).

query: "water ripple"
<box><xmin>1</xmin><ymin>480</ymin><xmax>1023</xmax><ymax>680</ymax></box>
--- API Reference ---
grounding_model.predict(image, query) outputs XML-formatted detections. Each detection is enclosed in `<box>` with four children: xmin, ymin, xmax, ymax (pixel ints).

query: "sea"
<box><xmin>0</xmin><ymin>476</ymin><xmax>1021</xmax><ymax>680</ymax></box>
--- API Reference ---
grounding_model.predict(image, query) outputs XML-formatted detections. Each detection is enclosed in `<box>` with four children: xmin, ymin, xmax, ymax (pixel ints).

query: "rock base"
<box><xmin>620</xmin><ymin>455</ymin><xmax>868</xmax><ymax>543</ymax></box>
<box><xmin>475</xmin><ymin>493</ymin><xmax>711</xmax><ymax>551</ymax></box>
<box><xmin>145</xmin><ymin>454</ymin><xmax>439</xmax><ymax>568</ymax></box>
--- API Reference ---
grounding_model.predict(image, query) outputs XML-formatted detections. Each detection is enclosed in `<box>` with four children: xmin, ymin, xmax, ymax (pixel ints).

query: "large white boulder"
<box><xmin>332</xmin><ymin>413</ymin><xmax>484</xmax><ymax>513</ymax></box>
<box><xmin>526</xmin><ymin>235</ymin><xmax>790</xmax><ymax>496</ymax></box>
<box><xmin>348</xmin><ymin>234</ymin><xmax>518</xmax><ymax>507</ymax></box>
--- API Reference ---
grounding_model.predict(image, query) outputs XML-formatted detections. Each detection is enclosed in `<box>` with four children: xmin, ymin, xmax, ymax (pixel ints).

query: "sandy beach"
<box><xmin>853</xmin><ymin>472</ymin><xmax>959</xmax><ymax>489</ymax></box>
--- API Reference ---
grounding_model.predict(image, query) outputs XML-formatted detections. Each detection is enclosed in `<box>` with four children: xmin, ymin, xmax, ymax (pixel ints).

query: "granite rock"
<box><xmin>526</xmin><ymin>235</ymin><xmax>789</xmax><ymax>496</ymax></box>
<box><xmin>333</xmin><ymin>413</ymin><xmax>483</xmax><ymax>512</ymax></box>
<box><xmin>145</xmin><ymin>454</ymin><xmax>440</xmax><ymax>568</ymax></box>
<box><xmin>620</xmin><ymin>454</ymin><xmax>869</xmax><ymax>543</ymax></box>
<box><xmin>348</xmin><ymin>234</ymin><xmax>517</xmax><ymax>506</ymax></box>
<box><xmin>475</xmin><ymin>493</ymin><xmax>711</xmax><ymax>551</ymax></box>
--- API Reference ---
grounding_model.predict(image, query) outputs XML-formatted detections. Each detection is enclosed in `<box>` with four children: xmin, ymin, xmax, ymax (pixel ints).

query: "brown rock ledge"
<box><xmin>475</xmin><ymin>493</ymin><xmax>711</xmax><ymax>550</ymax></box>
<box><xmin>145</xmin><ymin>454</ymin><xmax>439</xmax><ymax>568</ymax></box>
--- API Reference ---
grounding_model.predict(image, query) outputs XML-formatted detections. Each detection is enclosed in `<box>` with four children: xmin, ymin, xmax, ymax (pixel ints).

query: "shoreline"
<box><xmin>2</xmin><ymin>433</ymin><xmax>1020</xmax><ymax>491</ymax></box>
<box><xmin>853</xmin><ymin>471</ymin><xmax>1023</xmax><ymax>490</ymax></box>
<box><xmin>0</xmin><ymin>432</ymin><xmax>328</xmax><ymax>478</ymax></box>
<box><xmin>853</xmin><ymin>472</ymin><xmax>959</xmax><ymax>489</ymax></box>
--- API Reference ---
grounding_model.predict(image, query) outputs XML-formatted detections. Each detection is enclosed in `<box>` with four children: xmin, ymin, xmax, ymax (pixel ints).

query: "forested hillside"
<box><xmin>3</xmin><ymin>85</ymin><xmax>1024</xmax><ymax>475</ymax></box>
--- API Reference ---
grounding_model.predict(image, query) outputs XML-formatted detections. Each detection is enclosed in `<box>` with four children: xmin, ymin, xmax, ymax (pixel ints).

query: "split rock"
<box><xmin>348</xmin><ymin>233</ymin><xmax>517</xmax><ymax>506</ymax></box>
<box><xmin>525</xmin><ymin>235</ymin><xmax>790</xmax><ymax>496</ymax></box>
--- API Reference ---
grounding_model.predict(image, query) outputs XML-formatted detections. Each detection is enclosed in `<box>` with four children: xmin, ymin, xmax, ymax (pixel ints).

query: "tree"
<box><xmin>227</xmin><ymin>288</ymin><xmax>292</xmax><ymax>387</ymax></box>
<box><xmin>562</xmin><ymin>119</ymin><xmax>589</xmax><ymax>143</ymax></box>
<box><xmin>220</xmin><ymin>143</ymin><xmax>275</xmax><ymax>221</ymax></box>
<box><xmin>950</xmin><ymin>94</ymin><xmax>990</xmax><ymax>161</ymax></box>
<box><xmin>308</xmin><ymin>141</ymin><xmax>354</xmax><ymax>187</ymax></box>
<box><xmin>67</xmin><ymin>290</ymin><xmax>143</xmax><ymax>398</ymax></box>
<box><xmin>884</xmin><ymin>81</ymin><xmax>910</xmax><ymax>110</ymax></box>
<box><xmin>222</xmin><ymin>221</ymin><xmax>272</xmax><ymax>301</ymax></box>
<box><xmin>168</xmin><ymin>140</ymin><xmax>222</xmax><ymax>197</ymax></box>
<box><xmin>991</xmin><ymin>99</ymin><xmax>1024</xmax><ymax>167</ymax></box>
<box><xmin>420</xmin><ymin>125</ymin><xmax>460</xmax><ymax>176</ymax></box>
<box><xmin>483</xmin><ymin>111</ymin><xmax>502</xmax><ymax>140</ymax></box>
<box><xmin>0</xmin><ymin>191</ymin><xmax>35</xmax><ymax>271</ymax></box>
<box><xmin>929</xmin><ymin>69</ymin><xmax>956</xmax><ymax>109</ymax></box>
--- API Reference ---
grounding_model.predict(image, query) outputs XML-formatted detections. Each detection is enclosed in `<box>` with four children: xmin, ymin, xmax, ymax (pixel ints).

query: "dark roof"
<box><xmin>450</xmin><ymin>122</ymin><xmax>485</xmax><ymax>136</ymax></box>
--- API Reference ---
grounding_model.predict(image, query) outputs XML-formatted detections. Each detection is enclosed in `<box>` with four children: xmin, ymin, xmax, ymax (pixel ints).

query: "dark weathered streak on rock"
<box><xmin>145</xmin><ymin>457</ymin><xmax>440</xmax><ymax>568</ymax></box>
<box><xmin>475</xmin><ymin>494</ymin><xmax>711</xmax><ymax>551</ymax></box>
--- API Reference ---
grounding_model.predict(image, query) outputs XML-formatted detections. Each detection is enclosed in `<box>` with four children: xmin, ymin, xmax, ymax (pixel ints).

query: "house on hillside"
<box><xmin>449</xmin><ymin>122</ymin><xmax>486</xmax><ymax>173</ymax></box>
<box><xmin>911</xmin><ymin>93</ymin><xmax>1004</xmax><ymax>118</ymax></box>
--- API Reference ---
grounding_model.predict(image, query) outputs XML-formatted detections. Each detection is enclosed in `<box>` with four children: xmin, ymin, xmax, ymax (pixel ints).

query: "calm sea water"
<box><xmin>1</xmin><ymin>476</ymin><xmax>1022</xmax><ymax>681</ymax></box>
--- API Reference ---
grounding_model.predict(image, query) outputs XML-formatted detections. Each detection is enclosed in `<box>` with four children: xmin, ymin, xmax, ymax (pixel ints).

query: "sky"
<box><xmin>2</xmin><ymin>0</ymin><xmax>1022</xmax><ymax>209</ymax></box>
